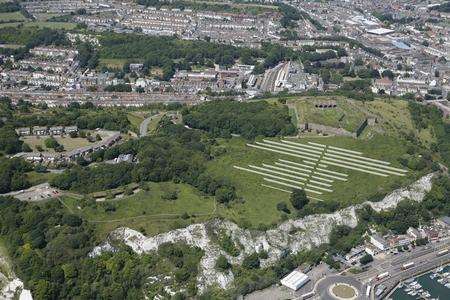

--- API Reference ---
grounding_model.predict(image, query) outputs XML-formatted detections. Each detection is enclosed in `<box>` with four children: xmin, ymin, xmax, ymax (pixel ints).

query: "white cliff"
<box><xmin>103</xmin><ymin>173</ymin><xmax>434</xmax><ymax>292</ymax></box>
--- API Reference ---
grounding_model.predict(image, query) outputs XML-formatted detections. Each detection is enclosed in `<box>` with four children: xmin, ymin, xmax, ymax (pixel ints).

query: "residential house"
<box><xmin>32</xmin><ymin>126</ymin><xmax>48</xmax><ymax>136</ymax></box>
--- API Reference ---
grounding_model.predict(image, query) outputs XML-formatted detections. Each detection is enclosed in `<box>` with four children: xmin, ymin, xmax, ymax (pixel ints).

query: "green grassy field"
<box><xmin>0</xmin><ymin>238</ymin><xmax>13</xmax><ymax>289</ymax></box>
<box><xmin>0</xmin><ymin>21</ymin><xmax>77</xmax><ymax>29</ymax></box>
<box><xmin>98</xmin><ymin>58</ymin><xmax>128</xmax><ymax>70</ymax></box>
<box><xmin>127</xmin><ymin>111</ymin><xmax>145</xmax><ymax>132</ymax></box>
<box><xmin>293</xmin><ymin>96</ymin><xmax>366</xmax><ymax>132</ymax></box>
<box><xmin>26</xmin><ymin>171</ymin><xmax>58</xmax><ymax>186</ymax></box>
<box><xmin>291</xmin><ymin>97</ymin><xmax>434</xmax><ymax>145</ymax></box>
<box><xmin>61</xmin><ymin>182</ymin><xmax>216</xmax><ymax>238</ymax></box>
<box><xmin>0</xmin><ymin>11</ymin><xmax>27</xmax><ymax>22</ymax></box>
<box><xmin>208</xmin><ymin>135</ymin><xmax>422</xmax><ymax>229</ymax></box>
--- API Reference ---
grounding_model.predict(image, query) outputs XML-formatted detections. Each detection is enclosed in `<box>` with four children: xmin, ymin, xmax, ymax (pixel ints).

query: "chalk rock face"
<box><xmin>105</xmin><ymin>173</ymin><xmax>434</xmax><ymax>292</ymax></box>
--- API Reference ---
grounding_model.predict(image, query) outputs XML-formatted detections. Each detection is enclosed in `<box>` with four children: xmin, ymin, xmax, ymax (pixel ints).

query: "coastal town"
<box><xmin>0</xmin><ymin>1</ymin><xmax>449</xmax><ymax>300</ymax></box>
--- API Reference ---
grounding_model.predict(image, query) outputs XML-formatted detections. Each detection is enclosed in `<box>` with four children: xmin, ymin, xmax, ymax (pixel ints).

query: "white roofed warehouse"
<box><xmin>280</xmin><ymin>270</ymin><xmax>310</xmax><ymax>291</ymax></box>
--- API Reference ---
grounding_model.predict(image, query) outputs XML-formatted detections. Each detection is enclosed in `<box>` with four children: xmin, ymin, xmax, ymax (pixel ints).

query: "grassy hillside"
<box><xmin>208</xmin><ymin>135</ymin><xmax>423</xmax><ymax>229</ymax></box>
<box><xmin>291</xmin><ymin>97</ymin><xmax>434</xmax><ymax>145</ymax></box>
<box><xmin>61</xmin><ymin>181</ymin><xmax>216</xmax><ymax>238</ymax></box>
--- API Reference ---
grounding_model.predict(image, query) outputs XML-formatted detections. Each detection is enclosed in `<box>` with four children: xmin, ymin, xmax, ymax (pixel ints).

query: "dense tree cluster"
<box><xmin>6</xmin><ymin>103</ymin><xmax>131</xmax><ymax>132</ymax></box>
<box><xmin>98</xmin><ymin>32</ymin><xmax>301</xmax><ymax>79</ymax></box>
<box><xmin>430</xmin><ymin>1</ymin><xmax>450</xmax><ymax>13</ymax></box>
<box><xmin>182</xmin><ymin>100</ymin><xmax>297</xmax><ymax>139</ymax></box>
<box><xmin>0</xmin><ymin>125</ymin><xmax>23</xmax><ymax>154</ymax></box>
<box><xmin>76</xmin><ymin>43</ymin><xmax>99</xmax><ymax>69</ymax></box>
<box><xmin>0</xmin><ymin>197</ymin><xmax>204</xmax><ymax>298</ymax></box>
<box><xmin>408</xmin><ymin>102</ymin><xmax>450</xmax><ymax>166</ymax></box>
<box><xmin>0</xmin><ymin>158</ymin><xmax>31</xmax><ymax>193</ymax></box>
<box><xmin>0</xmin><ymin>26</ymin><xmax>68</xmax><ymax>59</ymax></box>
<box><xmin>0</xmin><ymin>1</ymin><xmax>21</xmax><ymax>13</ymax></box>
<box><xmin>277</xmin><ymin>3</ymin><xmax>324</xmax><ymax>30</ymax></box>
<box><xmin>51</xmin><ymin>118</ymin><xmax>237</xmax><ymax>201</ymax></box>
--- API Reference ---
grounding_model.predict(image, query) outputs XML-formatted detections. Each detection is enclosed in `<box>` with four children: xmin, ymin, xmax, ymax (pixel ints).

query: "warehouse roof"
<box><xmin>280</xmin><ymin>270</ymin><xmax>309</xmax><ymax>291</ymax></box>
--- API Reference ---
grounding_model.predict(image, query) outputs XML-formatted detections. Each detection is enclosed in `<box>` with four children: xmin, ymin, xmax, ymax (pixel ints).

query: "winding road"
<box><xmin>139</xmin><ymin>114</ymin><xmax>162</xmax><ymax>137</ymax></box>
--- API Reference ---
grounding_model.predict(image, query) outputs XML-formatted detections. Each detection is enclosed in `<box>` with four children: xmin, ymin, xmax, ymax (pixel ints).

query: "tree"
<box><xmin>242</xmin><ymin>253</ymin><xmax>260</xmax><ymax>269</ymax></box>
<box><xmin>290</xmin><ymin>189</ymin><xmax>309</xmax><ymax>210</ymax></box>
<box><xmin>359</xmin><ymin>254</ymin><xmax>373</xmax><ymax>265</ymax></box>
<box><xmin>215</xmin><ymin>186</ymin><xmax>235</xmax><ymax>203</ymax></box>
<box><xmin>276</xmin><ymin>202</ymin><xmax>290</xmax><ymax>214</ymax></box>
<box><xmin>45</xmin><ymin>137</ymin><xmax>62</xmax><ymax>149</ymax></box>
<box><xmin>215</xmin><ymin>255</ymin><xmax>230</xmax><ymax>271</ymax></box>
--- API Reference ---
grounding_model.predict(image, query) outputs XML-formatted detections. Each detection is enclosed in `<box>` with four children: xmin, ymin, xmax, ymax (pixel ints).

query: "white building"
<box><xmin>370</xmin><ymin>235</ymin><xmax>388</xmax><ymax>251</ymax></box>
<box><xmin>280</xmin><ymin>270</ymin><xmax>309</xmax><ymax>291</ymax></box>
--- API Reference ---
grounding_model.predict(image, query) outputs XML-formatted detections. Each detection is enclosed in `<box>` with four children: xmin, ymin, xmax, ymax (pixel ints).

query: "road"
<box><xmin>139</xmin><ymin>114</ymin><xmax>162</xmax><ymax>137</ymax></box>
<box><xmin>349</xmin><ymin>238</ymin><xmax>450</xmax><ymax>299</ymax></box>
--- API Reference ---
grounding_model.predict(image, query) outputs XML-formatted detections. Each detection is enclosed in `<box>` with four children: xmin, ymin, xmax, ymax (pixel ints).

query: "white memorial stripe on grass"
<box><xmin>314</xmin><ymin>172</ymin><xmax>348</xmax><ymax>181</ymax></box>
<box><xmin>326</xmin><ymin>149</ymin><xmax>390</xmax><ymax>165</ymax></box>
<box><xmin>280</xmin><ymin>140</ymin><xmax>325</xmax><ymax>152</ymax></box>
<box><xmin>306</xmin><ymin>184</ymin><xmax>333</xmax><ymax>192</ymax></box>
<box><xmin>318</xmin><ymin>164</ymin><xmax>328</xmax><ymax>168</ymax></box>
<box><xmin>328</xmin><ymin>145</ymin><xmax>362</xmax><ymax>155</ymax></box>
<box><xmin>311</xmin><ymin>175</ymin><xmax>334</xmax><ymax>183</ymax></box>
<box><xmin>319</xmin><ymin>161</ymin><xmax>389</xmax><ymax>177</ymax></box>
<box><xmin>275</xmin><ymin>162</ymin><xmax>314</xmax><ymax>174</ymax></box>
<box><xmin>263</xmin><ymin>164</ymin><xmax>312</xmax><ymax>175</ymax></box>
<box><xmin>303</xmin><ymin>161</ymin><xmax>317</xmax><ymax>165</ymax></box>
<box><xmin>248</xmin><ymin>165</ymin><xmax>308</xmax><ymax>181</ymax></box>
<box><xmin>234</xmin><ymin>166</ymin><xmax>306</xmax><ymax>184</ymax></box>
<box><xmin>323</xmin><ymin>153</ymin><xmax>406</xmax><ymax>172</ymax></box>
<box><xmin>308</xmin><ymin>142</ymin><xmax>326</xmax><ymax>148</ymax></box>
<box><xmin>278</xmin><ymin>159</ymin><xmax>315</xmax><ymax>169</ymax></box>
<box><xmin>316</xmin><ymin>167</ymin><xmax>348</xmax><ymax>177</ymax></box>
<box><xmin>308</xmin><ymin>180</ymin><xmax>332</xmax><ymax>187</ymax></box>
<box><xmin>256</xmin><ymin>142</ymin><xmax>321</xmax><ymax>158</ymax></box>
<box><xmin>261</xmin><ymin>184</ymin><xmax>292</xmax><ymax>194</ymax></box>
<box><xmin>263</xmin><ymin>178</ymin><xmax>322</xmax><ymax>195</ymax></box>
<box><xmin>322</xmin><ymin>158</ymin><xmax>406</xmax><ymax>176</ymax></box>
<box><xmin>263</xmin><ymin>140</ymin><xmax>323</xmax><ymax>155</ymax></box>
<box><xmin>246</xmin><ymin>144</ymin><xmax>318</xmax><ymax>161</ymax></box>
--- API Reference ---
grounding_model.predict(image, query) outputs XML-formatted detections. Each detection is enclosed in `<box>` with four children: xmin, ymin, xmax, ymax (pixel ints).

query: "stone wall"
<box><xmin>299</xmin><ymin>122</ymin><xmax>356</xmax><ymax>137</ymax></box>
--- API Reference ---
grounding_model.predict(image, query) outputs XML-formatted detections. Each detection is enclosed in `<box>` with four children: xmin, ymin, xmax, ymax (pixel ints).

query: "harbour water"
<box><xmin>391</xmin><ymin>265</ymin><xmax>450</xmax><ymax>299</ymax></box>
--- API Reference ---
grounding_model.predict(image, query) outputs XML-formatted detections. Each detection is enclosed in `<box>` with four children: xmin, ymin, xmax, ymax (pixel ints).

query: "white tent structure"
<box><xmin>280</xmin><ymin>270</ymin><xmax>310</xmax><ymax>291</ymax></box>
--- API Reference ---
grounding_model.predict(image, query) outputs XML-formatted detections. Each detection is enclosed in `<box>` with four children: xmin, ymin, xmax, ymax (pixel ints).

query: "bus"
<box><xmin>377</xmin><ymin>272</ymin><xmax>389</xmax><ymax>280</ymax></box>
<box><xmin>437</xmin><ymin>249</ymin><xmax>448</xmax><ymax>257</ymax></box>
<box><xmin>402</xmin><ymin>262</ymin><xmax>415</xmax><ymax>270</ymax></box>
<box><xmin>366</xmin><ymin>285</ymin><xmax>371</xmax><ymax>298</ymax></box>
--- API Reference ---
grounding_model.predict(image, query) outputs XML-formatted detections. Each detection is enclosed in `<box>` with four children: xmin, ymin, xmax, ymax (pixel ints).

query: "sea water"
<box><xmin>391</xmin><ymin>265</ymin><xmax>450</xmax><ymax>299</ymax></box>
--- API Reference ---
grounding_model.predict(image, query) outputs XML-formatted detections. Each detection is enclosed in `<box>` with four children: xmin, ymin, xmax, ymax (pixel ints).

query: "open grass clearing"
<box><xmin>26</xmin><ymin>171</ymin><xmax>58</xmax><ymax>186</ymax></box>
<box><xmin>98</xmin><ymin>58</ymin><xmax>129</xmax><ymax>70</ymax></box>
<box><xmin>21</xmin><ymin>130</ymin><xmax>113</xmax><ymax>153</ymax></box>
<box><xmin>290</xmin><ymin>97</ymin><xmax>435</xmax><ymax>146</ymax></box>
<box><xmin>60</xmin><ymin>181</ymin><xmax>216</xmax><ymax>239</ymax></box>
<box><xmin>263</xmin><ymin>178</ymin><xmax>322</xmax><ymax>195</ymax></box>
<box><xmin>0</xmin><ymin>11</ymin><xmax>27</xmax><ymax>22</ymax></box>
<box><xmin>0</xmin><ymin>21</ymin><xmax>77</xmax><ymax>29</ymax></box>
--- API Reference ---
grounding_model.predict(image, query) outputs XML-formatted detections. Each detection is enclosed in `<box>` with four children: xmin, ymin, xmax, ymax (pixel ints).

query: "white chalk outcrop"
<box><xmin>97</xmin><ymin>173</ymin><xmax>434</xmax><ymax>293</ymax></box>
